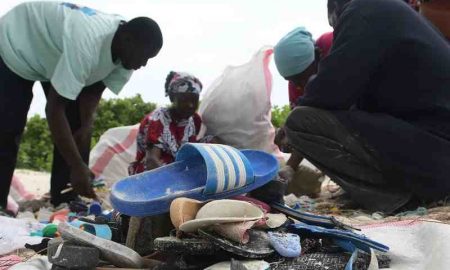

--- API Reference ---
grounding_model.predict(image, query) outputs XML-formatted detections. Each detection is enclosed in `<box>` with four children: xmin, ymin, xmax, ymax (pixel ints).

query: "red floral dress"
<box><xmin>129</xmin><ymin>107</ymin><xmax>201</xmax><ymax>175</ymax></box>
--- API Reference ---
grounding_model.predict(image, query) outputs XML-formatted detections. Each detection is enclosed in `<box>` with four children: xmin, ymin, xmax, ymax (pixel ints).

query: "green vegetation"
<box><xmin>17</xmin><ymin>95</ymin><xmax>289</xmax><ymax>171</ymax></box>
<box><xmin>17</xmin><ymin>95</ymin><xmax>156</xmax><ymax>171</ymax></box>
<box><xmin>271</xmin><ymin>105</ymin><xmax>291</xmax><ymax>128</ymax></box>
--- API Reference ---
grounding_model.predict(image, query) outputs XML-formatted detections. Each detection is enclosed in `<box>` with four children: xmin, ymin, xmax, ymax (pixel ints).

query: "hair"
<box><xmin>123</xmin><ymin>17</ymin><xmax>163</xmax><ymax>54</ymax></box>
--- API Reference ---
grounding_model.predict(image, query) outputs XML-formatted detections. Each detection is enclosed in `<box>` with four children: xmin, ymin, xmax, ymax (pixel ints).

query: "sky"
<box><xmin>0</xmin><ymin>0</ymin><xmax>332</xmax><ymax>117</ymax></box>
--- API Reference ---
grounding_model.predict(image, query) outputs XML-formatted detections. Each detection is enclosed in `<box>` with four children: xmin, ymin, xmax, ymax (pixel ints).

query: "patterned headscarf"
<box><xmin>165</xmin><ymin>71</ymin><xmax>203</xmax><ymax>96</ymax></box>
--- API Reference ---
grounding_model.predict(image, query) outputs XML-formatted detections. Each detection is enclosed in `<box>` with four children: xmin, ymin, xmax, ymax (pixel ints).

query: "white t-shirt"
<box><xmin>0</xmin><ymin>2</ymin><xmax>133</xmax><ymax>100</ymax></box>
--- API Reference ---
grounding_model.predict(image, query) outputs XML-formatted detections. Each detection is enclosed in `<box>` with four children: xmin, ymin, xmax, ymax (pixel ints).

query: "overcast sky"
<box><xmin>0</xmin><ymin>0</ymin><xmax>332</xmax><ymax>117</ymax></box>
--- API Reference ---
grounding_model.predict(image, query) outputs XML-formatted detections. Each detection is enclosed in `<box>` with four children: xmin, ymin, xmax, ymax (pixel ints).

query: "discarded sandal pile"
<box><xmin>149</xmin><ymin>196</ymin><xmax>390</xmax><ymax>269</ymax></box>
<box><xmin>2</xmin><ymin>144</ymin><xmax>391</xmax><ymax>269</ymax></box>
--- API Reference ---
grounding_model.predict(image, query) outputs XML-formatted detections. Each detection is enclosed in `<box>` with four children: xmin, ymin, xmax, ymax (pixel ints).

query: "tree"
<box><xmin>92</xmin><ymin>94</ymin><xmax>157</xmax><ymax>146</ymax></box>
<box><xmin>17</xmin><ymin>95</ymin><xmax>157</xmax><ymax>171</ymax></box>
<box><xmin>17</xmin><ymin>95</ymin><xmax>288</xmax><ymax>172</ymax></box>
<box><xmin>17</xmin><ymin>115</ymin><xmax>53</xmax><ymax>171</ymax></box>
<box><xmin>271</xmin><ymin>105</ymin><xmax>291</xmax><ymax>128</ymax></box>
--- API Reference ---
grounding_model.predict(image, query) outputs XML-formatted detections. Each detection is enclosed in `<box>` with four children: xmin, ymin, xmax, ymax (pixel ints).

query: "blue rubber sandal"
<box><xmin>111</xmin><ymin>143</ymin><xmax>279</xmax><ymax>216</ymax></box>
<box><xmin>268</xmin><ymin>231</ymin><xmax>301</xmax><ymax>257</ymax></box>
<box><xmin>271</xmin><ymin>202</ymin><xmax>358</xmax><ymax>231</ymax></box>
<box><xmin>289</xmin><ymin>222</ymin><xmax>389</xmax><ymax>253</ymax></box>
<box><xmin>69</xmin><ymin>219</ymin><xmax>112</xmax><ymax>240</ymax></box>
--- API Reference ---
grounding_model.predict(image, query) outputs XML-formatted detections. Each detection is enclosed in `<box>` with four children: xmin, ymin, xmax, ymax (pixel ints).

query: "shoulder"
<box><xmin>64</xmin><ymin>13</ymin><xmax>121</xmax><ymax>53</ymax></box>
<box><xmin>149</xmin><ymin>107</ymin><xmax>170</xmax><ymax>121</ymax></box>
<box><xmin>345</xmin><ymin>0</ymin><xmax>407</xmax><ymax>18</ymax></box>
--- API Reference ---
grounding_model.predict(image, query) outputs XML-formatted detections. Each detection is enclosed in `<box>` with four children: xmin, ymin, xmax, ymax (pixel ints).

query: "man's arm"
<box><xmin>73</xmin><ymin>82</ymin><xmax>105</xmax><ymax>158</ymax></box>
<box><xmin>46</xmin><ymin>86</ymin><xmax>96</xmax><ymax>199</ymax></box>
<box><xmin>287</xmin><ymin>151</ymin><xmax>303</xmax><ymax>170</ymax></box>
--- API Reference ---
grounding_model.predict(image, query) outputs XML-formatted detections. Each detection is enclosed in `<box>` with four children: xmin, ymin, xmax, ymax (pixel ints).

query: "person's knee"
<box><xmin>285</xmin><ymin>106</ymin><xmax>327</xmax><ymax>132</ymax></box>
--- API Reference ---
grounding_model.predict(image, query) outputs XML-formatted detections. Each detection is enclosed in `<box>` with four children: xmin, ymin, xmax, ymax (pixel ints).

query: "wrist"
<box><xmin>69</xmin><ymin>160</ymin><xmax>87</xmax><ymax>170</ymax></box>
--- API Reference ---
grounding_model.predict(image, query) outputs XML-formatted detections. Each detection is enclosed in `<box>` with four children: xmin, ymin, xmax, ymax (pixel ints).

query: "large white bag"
<box><xmin>90</xmin><ymin>47</ymin><xmax>283</xmax><ymax>185</ymax></box>
<box><xmin>199</xmin><ymin>46</ymin><xmax>282</xmax><ymax>161</ymax></box>
<box><xmin>361</xmin><ymin>220</ymin><xmax>450</xmax><ymax>270</ymax></box>
<box><xmin>89</xmin><ymin>125</ymin><xmax>138</xmax><ymax>186</ymax></box>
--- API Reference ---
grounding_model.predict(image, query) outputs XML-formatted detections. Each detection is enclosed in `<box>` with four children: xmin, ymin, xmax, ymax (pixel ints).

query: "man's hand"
<box><xmin>70</xmin><ymin>163</ymin><xmax>97</xmax><ymax>199</ymax></box>
<box><xmin>278</xmin><ymin>165</ymin><xmax>295</xmax><ymax>183</ymax></box>
<box><xmin>46</xmin><ymin>83</ymin><xmax>104</xmax><ymax>199</ymax></box>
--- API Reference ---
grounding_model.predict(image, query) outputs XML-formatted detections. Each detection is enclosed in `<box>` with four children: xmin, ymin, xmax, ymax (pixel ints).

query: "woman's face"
<box><xmin>171</xmin><ymin>93</ymin><xmax>199</xmax><ymax>119</ymax></box>
<box><xmin>285</xmin><ymin>61</ymin><xmax>318</xmax><ymax>89</ymax></box>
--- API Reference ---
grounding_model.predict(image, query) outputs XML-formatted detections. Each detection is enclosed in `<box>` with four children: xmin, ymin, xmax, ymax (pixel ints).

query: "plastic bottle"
<box><xmin>88</xmin><ymin>201</ymin><xmax>102</xmax><ymax>216</ymax></box>
<box><xmin>50</xmin><ymin>209</ymin><xmax>70</xmax><ymax>224</ymax></box>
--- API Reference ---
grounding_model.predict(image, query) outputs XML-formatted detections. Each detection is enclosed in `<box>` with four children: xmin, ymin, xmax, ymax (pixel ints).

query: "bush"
<box><xmin>17</xmin><ymin>95</ymin><xmax>157</xmax><ymax>171</ymax></box>
<box><xmin>17</xmin><ymin>95</ymin><xmax>288</xmax><ymax>172</ymax></box>
<box><xmin>271</xmin><ymin>105</ymin><xmax>291</xmax><ymax>128</ymax></box>
<box><xmin>17</xmin><ymin>115</ymin><xmax>53</xmax><ymax>171</ymax></box>
<box><xmin>91</xmin><ymin>94</ymin><xmax>157</xmax><ymax>146</ymax></box>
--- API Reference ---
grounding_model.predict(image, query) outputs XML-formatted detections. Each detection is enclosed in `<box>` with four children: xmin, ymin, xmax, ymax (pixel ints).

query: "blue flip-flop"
<box><xmin>271</xmin><ymin>202</ymin><xmax>358</xmax><ymax>231</ymax></box>
<box><xmin>111</xmin><ymin>143</ymin><xmax>279</xmax><ymax>216</ymax></box>
<box><xmin>289</xmin><ymin>222</ymin><xmax>389</xmax><ymax>253</ymax></box>
<box><xmin>268</xmin><ymin>231</ymin><xmax>301</xmax><ymax>257</ymax></box>
<box><xmin>69</xmin><ymin>219</ymin><xmax>112</xmax><ymax>240</ymax></box>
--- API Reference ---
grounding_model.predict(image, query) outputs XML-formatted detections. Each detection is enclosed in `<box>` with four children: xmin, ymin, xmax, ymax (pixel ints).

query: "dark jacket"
<box><xmin>299</xmin><ymin>0</ymin><xmax>450</xmax><ymax>140</ymax></box>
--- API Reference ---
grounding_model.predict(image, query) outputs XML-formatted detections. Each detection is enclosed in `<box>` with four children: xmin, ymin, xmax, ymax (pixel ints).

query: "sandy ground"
<box><xmin>11</xmin><ymin>169</ymin><xmax>450</xmax><ymax>226</ymax></box>
<box><xmin>14</xmin><ymin>169</ymin><xmax>50</xmax><ymax>198</ymax></box>
<box><xmin>13</xmin><ymin>169</ymin><xmax>114</xmax><ymax>209</ymax></box>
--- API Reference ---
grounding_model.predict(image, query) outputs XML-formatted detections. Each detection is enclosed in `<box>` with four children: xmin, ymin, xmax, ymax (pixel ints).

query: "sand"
<box><xmin>12</xmin><ymin>169</ymin><xmax>450</xmax><ymax>226</ymax></box>
<box><xmin>14</xmin><ymin>169</ymin><xmax>50</xmax><ymax>197</ymax></box>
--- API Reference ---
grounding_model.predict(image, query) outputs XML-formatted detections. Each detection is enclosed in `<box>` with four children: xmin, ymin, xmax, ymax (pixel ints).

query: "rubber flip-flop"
<box><xmin>47</xmin><ymin>241</ymin><xmax>100</xmax><ymax>269</ymax></box>
<box><xmin>270</xmin><ymin>252</ymin><xmax>389</xmax><ymax>270</ymax></box>
<box><xmin>58</xmin><ymin>222</ymin><xmax>143</xmax><ymax>268</ymax></box>
<box><xmin>199</xmin><ymin>229</ymin><xmax>274</xmax><ymax>259</ymax></box>
<box><xmin>212</xmin><ymin>220</ymin><xmax>259</xmax><ymax>244</ymax></box>
<box><xmin>268</xmin><ymin>231</ymin><xmax>301</xmax><ymax>258</ymax></box>
<box><xmin>262</xmin><ymin>213</ymin><xmax>288</xmax><ymax>229</ymax></box>
<box><xmin>170</xmin><ymin>198</ymin><xmax>205</xmax><ymax>230</ymax></box>
<box><xmin>289</xmin><ymin>222</ymin><xmax>389</xmax><ymax>253</ymax></box>
<box><xmin>69</xmin><ymin>219</ymin><xmax>112</xmax><ymax>240</ymax></box>
<box><xmin>232</xmin><ymin>196</ymin><xmax>271</xmax><ymax>213</ymax></box>
<box><xmin>111</xmin><ymin>143</ymin><xmax>279</xmax><ymax>216</ymax></box>
<box><xmin>205</xmin><ymin>259</ymin><xmax>270</xmax><ymax>270</ymax></box>
<box><xmin>153</xmin><ymin>235</ymin><xmax>221</xmax><ymax>255</ymax></box>
<box><xmin>179</xmin><ymin>200</ymin><xmax>264</xmax><ymax>233</ymax></box>
<box><xmin>271</xmin><ymin>202</ymin><xmax>357</xmax><ymax>231</ymax></box>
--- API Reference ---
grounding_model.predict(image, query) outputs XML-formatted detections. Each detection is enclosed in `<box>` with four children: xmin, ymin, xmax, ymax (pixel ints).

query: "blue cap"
<box><xmin>274</xmin><ymin>27</ymin><xmax>315</xmax><ymax>78</ymax></box>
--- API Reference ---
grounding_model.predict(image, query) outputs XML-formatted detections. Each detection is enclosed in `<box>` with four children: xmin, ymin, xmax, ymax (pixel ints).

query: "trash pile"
<box><xmin>0</xmin><ymin>143</ymin><xmax>392</xmax><ymax>270</ymax></box>
<box><xmin>0</xmin><ymin>190</ymin><xmax>391</xmax><ymax>270</ymax></box>
<box><xmin>148</xmin><ymin>197</ymin><xmax>390</xmax><ymax>269</ymax></box>
<box><xmin>2</xmin><ymin>195</ymin><xmax>390</xmax><ymax>269</ymax></box>
<box><xmin>0</xmin><ymin>196</ymin><xmax>121</xmax><ymax>269</ymax></box>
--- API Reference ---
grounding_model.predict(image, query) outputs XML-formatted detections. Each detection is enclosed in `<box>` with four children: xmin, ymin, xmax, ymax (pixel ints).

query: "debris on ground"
<box><xmin>2</xmin><ymin>170</ymin><xmax>449</xmax><ymax>270</ymax></box>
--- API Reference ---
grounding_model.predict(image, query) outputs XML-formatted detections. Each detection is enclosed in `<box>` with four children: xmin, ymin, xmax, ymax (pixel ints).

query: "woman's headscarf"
<box><xmin>274</xmin><ymin>27</ymin><xmax>315</xmax><ymax>78</ymax></box>
<box><xmin>165</xmin><ymin>71</ymin><xmax>202</xmax><ymax>96</ymax></box>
